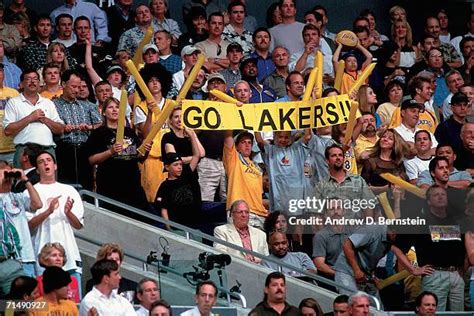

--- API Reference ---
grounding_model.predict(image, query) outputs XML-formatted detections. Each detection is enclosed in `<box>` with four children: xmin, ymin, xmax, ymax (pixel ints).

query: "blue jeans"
<box><xmin>0</xmin><ymin>259</ymin><xmax>25</xmax><ymax>297</ymax></box>
<box><xmin>422</xmin><ymin>270</ymin><xmax>464</xmax><ymax>311</ymax></box>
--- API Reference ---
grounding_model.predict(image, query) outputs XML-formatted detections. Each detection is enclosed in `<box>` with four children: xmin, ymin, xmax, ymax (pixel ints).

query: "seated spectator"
<box><xmin>4</xmin><ymin>0</ymin><xmax>37</xmax><ymax>28</ymax></box>
<box><xmin>404</xmin><ymin>130</ymin><xmax>434</xmax><ymax>184</ymax></box>
<box><xmin>38</xmin><ymin>43</ymin><xmax>70</xmax><ymax>85</ymax></box>
<box><xmin>376</xmin><ymin>80</ymin><xmax>404</xmax><ymax>126</ymax></box>
<box><xmin>357</xmin><ymin>85</ymin><xmax>382</xmax><ymax>127</ymax></box>
<box><xmin>173</xmin><ymin>45</ymin><xmax>200</xmax><ymax>92</ymax></box>
<box><xmin>11</xmin><ymin>12</ymin><xmax>33</xmax><ymax>49</ymax></box>
<box><xmin>39</xmin><ymin>63</ymin><xmax>63</xmax><ymax>100</ymax></box>
<box><xmin>136</xmin><ymin>278</ymin><xmax>160</xmax><ymax>316</ymax></box>
<box><xmin>36</xmin><ymin>243</ymin><xmax>80</xmax><ymax>303</ymax></box>
<box><xmin>241</xmin><ymin>56</ymin><xmax>276</xmax><ymax>103</ymax></box>
<box><xmin>415</xmin><ymin>291</ymin><xmax>438</xmax><ymax>316</ymax></box>
<box><xmin>11</xmin><ymin>143</ymin><xmax>42</xmax><ymax>193</ymax></box>
<box><xmin>0</xmin><ymin>62</ymin><xmax>20</xmax><ymax>163</ymax></box>
<box><xmin>177</xmin><ymin>7</ymin><xmax>208</xmax><ymax>53</ymax></box>
<box><xmin>151</xmin><ymin>299</ymin><xmax>172</xmax><ymax>316</ymax></box>
<box><xmin>155</xmin><ymin>131</ymin><xmax>204</xmax><ymax>231</ymax></box>
<box><xmin>354</xmin><ymin>112</ymin><xmax>379</xmax><ymax>172</ymax></box>
<box><xmin>155</xmin><ymin>30</ymin><xmax>182</xmax><ymax>75</ymax></box>
<box><xmin>263</xmin><ymin>211</ymin><xmax>303</xmax><ymax>252</ymax></box>
<box><xmin>85</xmin><ymin>243</ymin><xmax>137</xmax><ymax>295</ymax></box>
<box><xmin>150</xmin><ymin>0</ymin><xmax>182</xmax><ymax>47</ymax></box>
<box><xmin>262</xmin><ymin>232</ymin><xmax>317</xmax><ymax>276</ymax></box>
<box><xmin>361</xmin><ymin>128</ymin><xmax>408</xmax><ymax>194</ymax></box>
<box><xmin>391</xmin><ymin>18</ymin><xmax>418</xmax><ymax>69</ymax></box>
<box><xmin>456</xmin><ymin>37</ymin><xmax>474</xmax><ymax>84</ymax></box>
<box><xmin>436</xmin><ymin>92</ymin><xmax>471</xmax><ymax>154</ymax></box>
<box><xmin>454</xmin><ymin>119</ymin><xmax>474</xmax><ymax>174</ymax></box>
<box><xmin>105</xmin><ymin>0</ymin><xmax>136</xmax><ymax>52</ymax></box>
<box><xmin>50</xmin><ymin>0</ymin><xmax>110</xmax><ymax>45</ymax></box>
<box><xmin>52</xmin><ymin>13</ymin><xmax>74</xmax><ymax>48</ymax></box>
<box><xmin>214</xmin><ymin>200</ymin><xmax>269</xmax><ymax>263</ymax></box>
<box><xmin>79</xmin><ymin>259</ymin><xmax>136</xmax><ymax>315</ymax></box>
<box><xmin>8</xmin><ymin>276</ymin><xmax>40</xmax><ymax>301</ymax></box>
<box><xmin>34</xmin><ymin>266</ymin><xmax>78</xmax><ymax>315</ymax></box>
<box><xmin>441</xmin><ymin>70</ymin><xmax>466</xmax><ymax>119</ymax></box>
<box><xmin>222</xmin><ymin>1</ymin><xmax>253</xmax><ymax>55</ymax></box>
<box><xmin>180</xmin><ymin>281</ymin><xmax>217</xmax><ymax>316</ymax></box>
<box><xmin>418</xmin><ymin>146</ymin><xmax>472</xmax><ymax>189</ymax></box>
<box><xmin>263</xmin><ymin>46</ymin><xmax>289</xmax><ymax>98</ymax></box>
<box><xmin>298</xmin><ymin>298</ymin><xmax>323</xmax><ymax>316</ymax></box>
<box><xmin>85</xmin><ymin>97</ymin><xmax>151</xmax><ymax>213</ymax></box>
<box><xmin>332</xmin><ymin>295</ymin><xmax>349</xmax><ymax>316</ymax></box>
<box><xmin>249</xmin><ymin>272</ymin><xmax>300</xmax><ymax>316</ymax></box>
<box><xmin>0</xmin><ymin>2</ymin><xmax>22</xmax><ymax>59</ymax></box>
<box><xmin>0</xmin><ymin>40</ymin><xmax>21</xmax><ymax>89</ymax></box>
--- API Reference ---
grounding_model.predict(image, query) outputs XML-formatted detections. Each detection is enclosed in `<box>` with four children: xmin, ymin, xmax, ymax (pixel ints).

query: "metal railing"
<box><xmin>79</xmin><ymin>190</ymin><xmax>382</xmax><ymax>311</ymax></box>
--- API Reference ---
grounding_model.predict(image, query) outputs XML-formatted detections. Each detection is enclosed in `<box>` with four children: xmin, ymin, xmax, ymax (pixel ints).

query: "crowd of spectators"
<box><xmin>1</xmin><ymin>0</ymin><xmax>474</xmax><ymax>314</ymax></box>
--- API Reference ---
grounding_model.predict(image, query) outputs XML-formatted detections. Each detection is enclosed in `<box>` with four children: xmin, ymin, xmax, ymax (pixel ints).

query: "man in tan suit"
<box><xmin>213</xmin><ymin>200</ymin><xmax>269</xmax><ymax>264</ymax></box>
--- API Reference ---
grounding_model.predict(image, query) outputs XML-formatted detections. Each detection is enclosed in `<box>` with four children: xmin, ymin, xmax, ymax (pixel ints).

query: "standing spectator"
<box><xmin>50</xmin><ymin>0</ymin><xmax>111</xmax><ymax>45</ymax></box>
<box><xmin>38</xmin><ymin>42</ymin><xmax>74</xmax><ymax>85</ymax></box>
<box><xmin>36</xmin><ymin>243</ymin><xmax>80</xmax><ymax>303</ymax></box>
<box><xmin>54</xmin><ymin>70</ymin><xmax>102</xmax><ymax>190</ymax></box>
<box><xmin>0</xmin><ymin>63</ymin><xmax>20</xmax><ymax>163</ymax></box>
<box><xmin>155</xmin><ymin>30</ymin><xmax>182</xmax><ymax>75</ymax></box>
<box><xmin>219</xmin><ymin>42</ymin><xmax>243</xmax><ymax>88</ymax></box>
<box><xmin>437</xmin><ymin>9</ymin><xmax>451</xmax><ymax>44</ymax></box>
<box><xmin>424</xmin><ymin>16</ymin><xmax>461</xmax><ymax>69</ymax></box>
<box><xmin>454</xmin><ymin>119</ymin><xmax>474</xmax><ymax>175</ymax></box>
<box><xmin>391</xmin><ymin>18</ymin><xmax>418</xmax><ymax>69</ymax></box>
<box><xmin>52</xmin><ymin>14</ymin><xmax>74</xmax><ymax>48</ymax></box>
<box><xmin>263</xmin><ymin>46</ymin><xmax>289</xmax><ymax>98</ymax></box>
<box><xmin>456</xmin><ymin>36</ymin><xmax>474</xmax><ymax>84</ymax></box>
<box><xmin>223</xmin><ymin>1</ymin><xmax>253</xmax><ymax>55</ymax></box>
<box><xmin>266</xmin><ymin>3</ymin><xmax>282</xmax><ymax>28</ymax></box>
<box><xmin>79</xmin><ymin>259</ymin><xmax>136</xmax><ymax>316</ymax></box>
<box><xmin>360</xmin><ymin>9</ymin><xmax>388</xmax><ymax>47</ymax></box>
<box><xmin>33</xmin><ymin>266</ymin><xmax>78</xmax><ymax>315</ymax></box>
<box><xmin>404</xmin><ymin>130</ymin><xmax>434</xmax><ymax>184</ymax></box>
<box><xmin>7</xmin><ymin>276</ymin><xmax>40</xmax><ymax>301</ymax></box>
<box><xmin>195</xmin><ymin>12</ymin><xmax>230</xmax><ymax>72</ymax></box>
<box><xmin>4</xmin><ymin>0</ymin><xmax>37</xmax><ymax>27</ymax></box>
<box><xmin>173</xmin><ymin>45</ymin><xmax>200</xmax><ymax>92</ymax></box>
<box><xmin>39</xmin><ymin>63</ymin><xmax>63</xmax><ymax>100</ymax></box>
<box><xmin>249</xmin><ymin>27</ymin><xmax>275</xmax><ymax>82</ymax></box>
<box><xmin>312</xmin><ymin>5</ymin><xmax>336</xmax><ymax>41</ymax></box>
<box><xmin>0</xmin><ymin>161</ymin><xmax>42</xmax><ymax>277</ymax></box>
<box><xmin>451</xmin><ymin>12</ymin><xmax>474</xmax><ymax>57</ymax></box>
<box><xmin>27</xmin><ymin>151</ymin><xmax>84</xmax><ymax>289</ymax></box>
<box><xmin>105</xmin><ymin>0</ymin><xmax>136</xmax><ymax>52</ymax></box>
<box><xmin>11</xmin><ymin>143</ymin><xmax>41</xmax><ymax>193</ymax></box>
<box><xmin>241</xmin><ymin>57</ymin><xmax>276</xmax><ymax>103</ymax></box>
<box><xmin>3</xmin><ymin>70</ymin><xmax>65</xmax><ymax>168</ymax></box>
<box><xmin>118</xmin><ymin>4</ymin><xmax>153</xmax><ymax>57</ymax></box>
<box><xmin>249</xmin><ymin>272</ymin><xmax>300</xmax><ymax>316</ymax></box>
<box><xmin>85</xmin><ymin>97</ymin><xmax>151</xmax><ymax>212</ymax></box>
<box><xmin>269</xmin><ymin>0</ymin><xmax>304</xmax><ymax>56</ymax></box>
<box><xmin>0</xmin><ymin>40</ymin><xmax>21</xmax><ymax>89</ymax></box>
<box><xmin>150</xmin><ymin>0</ymin><xmax>182</xmax><ymax>46</ymax></box>
<box><xmin>0</xmin><ymin>2</ymin><xmax>22</xmax><ymax>59</ymax></box>
<box><xmin>354</xmin><ymin>112</ymin><xmax>379</xmax><ymax>172</ymax></box>
<box><xmin>177</xmin><ymin>7</ymin><xmax>208</xmax><ymax>53</ymax></box>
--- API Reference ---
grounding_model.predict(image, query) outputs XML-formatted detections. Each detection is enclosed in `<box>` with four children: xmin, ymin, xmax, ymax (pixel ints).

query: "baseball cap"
<box><xmin>401</xmin><ymin>99</ymin><xmax>424</xmax><ymax>110</ymax></box>
<box><xmin>181</xmin><ymin>45</ymin><xmax>200</xmax><ymax>58</ymax></box>
<box><xmin>43</xmin><ymin>266</ymin><xmax>72</xmax><ymax>294</ymax></box>
<box><xmin>206</xmin><ymin>73</ymin><xmax>226</xmax><ymax>85</ymax></box>
<box><xmin>235</xmin><ymin>131</ymin><xmax>254</xmax><ymax>144</ymax></box>
<box><xmin>227</xmin><ymin>42</ymin><xmax>243</xmax><ymax>54</ymax></box>
<box><xmin>143</xmin><ymin>43</ymin><xmax>159</xmax><ymax>54</ymax></box>
<box><xmin>163</xmin><ymin>152</ymin><xmax>182</xmax><ymax>165</ymax></box>
<box><xmin>106</xmin><ymin>65</ymin><xmax>126</xmax><ymax>77</ymax></box>
<box><xmin>240</xmin><ymin>56</ymin><xmax>257</xmax><ymax>71</ymax></box>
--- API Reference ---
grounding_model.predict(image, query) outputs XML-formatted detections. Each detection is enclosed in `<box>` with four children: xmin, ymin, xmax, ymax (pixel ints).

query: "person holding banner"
<box><xmin>85</xmin><ymin>97</ymin><xmax>151</xmax><ymax>214</ymax></box>
<box><xmin>134</xmin><ymin>63</ymin><xmax>173</xmax><ymax>202</ymax></box>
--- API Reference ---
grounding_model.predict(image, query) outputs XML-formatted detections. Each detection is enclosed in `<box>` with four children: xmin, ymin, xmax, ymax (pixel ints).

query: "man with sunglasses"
<box><xmin>196</xmin><ymin>12</ymin><xmax>230</xmax><ymax>72</ymax></box>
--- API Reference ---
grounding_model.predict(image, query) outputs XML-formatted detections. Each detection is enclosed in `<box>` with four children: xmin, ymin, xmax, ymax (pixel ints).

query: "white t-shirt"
<box><xmin>404</xmin><ymin>156</ymin><xmax>433</xmax><ymax>180</ymax></box>
<box><xmin>133</xmin><ymin>97</ymin><xmax>166</xmax><ymax>126</ymax></box>
<box><xmin>79</xmin><ymin>287</ymin><xmax>137</xmax><ymax>316</ymax></box>
<box><xmin>0</xmin><ymin>191</ymin><xmax>36</xmax><ymax>262</ymax></box>
<box><xmin>3</xmin><ymin>94</ymin><xmax>64</xmax><ymax>146</ymax></box>
<box><xmin>27</xmin><ymin>182</ymin><xmax>84</xmax><ymax>272</ymax></box>
<box><xmin>394</xmin><ymin>124</ymin><xmax>438</xmax><ymax>148</ymax></box>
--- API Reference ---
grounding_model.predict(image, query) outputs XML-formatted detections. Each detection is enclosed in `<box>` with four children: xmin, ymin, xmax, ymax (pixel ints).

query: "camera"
<box><xmin>198</xmin><ymin>252</ymin><xmax>231</xmax><ymax>270</ymax></box>
<box><xmin>3</xmin><ymin>171</ymin><xmax>21</xmax><ymax>179</ymax></box>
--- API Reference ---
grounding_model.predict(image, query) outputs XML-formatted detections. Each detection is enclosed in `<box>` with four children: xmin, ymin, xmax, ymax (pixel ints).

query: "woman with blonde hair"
<box><xmin>38</xmin><ymin>42</ymin><xmax>74</xmax><ymax>85</ymax></box>
<box><xmin>36</xmin><ymin>242</ymin><xmax>80</xmax><ymax>302</ymax></box>
<box><xmin>389</xmin><ymin>5</ymin><xmax>407</xmax><ymax>23</ymax></box>
<box><xmin>361</xmin><ymin>129</ymin><xmax>408</xmax><ymax>193</ymax></box>
<box><xmin>391</xmin><ymin>19</ymin><xmax>419</xmax><ymax>68</ymax></box>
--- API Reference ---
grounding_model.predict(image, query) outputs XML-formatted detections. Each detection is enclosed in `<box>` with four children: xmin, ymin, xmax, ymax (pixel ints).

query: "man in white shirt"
<box><xmin>394</xmin><ymin>99</ymin><xmax>438</xmax><ymax>150</ymax></box>
<box><xmin>80</xmin><ymin>259</ymin><xmax>137</xmax><ymax>316</ymax></box>
<box><xmin>136</xmin><ymin>278</ymin><xmax>160</xmax><ymax>316</ymax></box>
<box><xmin>404</xmin><ymin>130</ymin><xmax>434</xmax><ymax>184</ymax></box>
<box><xmin>3</xmin><ymin>70</ymin><xmax>65</xmax><ymax>168</ymax></box>
<box><xmin>180</xmin><ymin>281</ymin><xmax>217</xmax><ymax>316</ymax></box>
<box><xmin>27</xmin><ymin>151</ymin><xmax>84</xmax><ymax>285</ymax></box>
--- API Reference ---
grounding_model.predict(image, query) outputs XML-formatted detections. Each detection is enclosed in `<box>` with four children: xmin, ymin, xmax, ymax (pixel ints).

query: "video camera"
<box><xmin>198</xmin><ymin>252</ymin><xmax>231</xmax><ymax>270</ymax></box>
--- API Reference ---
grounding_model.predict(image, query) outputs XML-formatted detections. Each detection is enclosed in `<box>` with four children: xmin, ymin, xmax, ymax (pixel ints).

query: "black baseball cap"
<box><xmin>401</xmin><ymin>99</ymin><xmax>423</xmax><ymax>110</ymax></box>
<box><xmin>163</xmin><ymin>152</ymin><xmax>182</xmax><ymax>165</ymax></box>
<box><xmin>227</xmin><ymin>42</ymin><xmax>243</xmax><ymax>54</ymax></box>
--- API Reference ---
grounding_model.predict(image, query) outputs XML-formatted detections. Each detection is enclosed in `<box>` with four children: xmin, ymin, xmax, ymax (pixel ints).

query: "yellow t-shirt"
<box><xmin>354</xmin><ymin>134</ymin><xmax>379</xmax><ymax>173</ymax></box>
<box><xmin>27</xmin><ymin>298</ymin><xmax>78</xmax><ymax>316</ymax></box>
<box><xmin>389</xmin><ymin>107</ymin><xmax>438</xmax><ymax>134</ymax></box>
<box><xmin>340</xmin><ymin>71</ymin><xmax>359</xmax><ymax>95</ymax></box>
<box><xmin>344</xmin><ymin>146</ymin><xmax>358</xmax><ymax>175</ymax></box>
<box><xmin>223</xmin><ymin>144</ymin><xmax>267</xmax><ymax>217</ymax></box>
<box><xmin>40</xmin><ymin>88</ymin><xmax>63</xmax><ymax>100</ymax></box>
<box><xmin>376</xmin><ymin>102</ymin><xmax>398</xmax><ymax>126</ymax></box>
<box><xmin>0</xmin><ymin>87</ymin><xmax>20</xmax><ymax>153</ymax></box>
